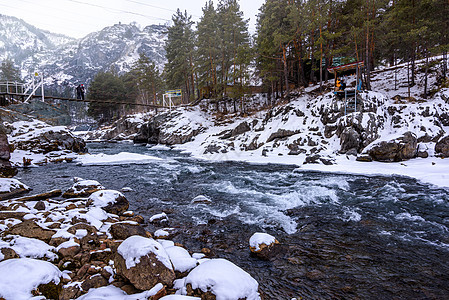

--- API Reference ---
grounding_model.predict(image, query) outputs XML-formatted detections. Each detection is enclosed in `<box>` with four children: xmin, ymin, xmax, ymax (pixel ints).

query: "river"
<box><xmin>16</xmin><ymin>142</ymin><xmax>449</xmax><ymax>299</ymax></box>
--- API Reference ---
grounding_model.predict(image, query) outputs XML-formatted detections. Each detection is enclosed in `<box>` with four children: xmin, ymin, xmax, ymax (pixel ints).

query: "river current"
<box><xmin>16</xmin><ymin>142</ymin><xmax>449</xmax><ymax>299</ymax></box>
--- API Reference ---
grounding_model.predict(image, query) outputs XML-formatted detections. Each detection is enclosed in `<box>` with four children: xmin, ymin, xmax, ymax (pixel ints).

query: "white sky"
<box><xmin>0</xmin><ymin>0</ymin><xmax>265</xmax><ymax>38</ymax></box>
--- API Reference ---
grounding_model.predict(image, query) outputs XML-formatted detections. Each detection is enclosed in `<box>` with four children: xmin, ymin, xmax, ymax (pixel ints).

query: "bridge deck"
<box><xmin>0</xmin><ymin>92</ymin><xmax>169</xmax><ymax>109</ymax></box>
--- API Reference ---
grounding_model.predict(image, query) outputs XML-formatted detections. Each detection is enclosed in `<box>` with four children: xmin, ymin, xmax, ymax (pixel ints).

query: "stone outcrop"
<box><xmin>367</xmin><ymin>131</ymin><xmax>417</xmax><ymax>162</ymax></box>
<box><xmin>13</xmin><ymin>128</ymin><xmax>87</xmax><ymax>154</ymax></box>
<box><xmin>0</xmin><ymin>127</ymin><xmax>17</xmax><ymax>178</ymax></box>
<box><xmin>435</xmin><ymin>135</ymin><xmax>449</xmax><ymax>157</ymax></box>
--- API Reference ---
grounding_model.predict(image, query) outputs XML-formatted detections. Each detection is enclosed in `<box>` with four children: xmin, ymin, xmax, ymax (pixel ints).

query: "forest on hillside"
<box><xmin>6</xmin><ymin>0</ymin><xmax>444</xmax><ymax>123</ymax></box>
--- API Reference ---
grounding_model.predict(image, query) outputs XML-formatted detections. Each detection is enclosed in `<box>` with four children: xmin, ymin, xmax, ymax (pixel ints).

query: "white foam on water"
<box><xmin>341</xmin><ymin>208</ymin><xmax>362</xmax><ymax>222</ymax></box>
<box><xmin>395</xmin><ymin>212</ymin><xmax>426</xmax><ymax>222</ymax></box>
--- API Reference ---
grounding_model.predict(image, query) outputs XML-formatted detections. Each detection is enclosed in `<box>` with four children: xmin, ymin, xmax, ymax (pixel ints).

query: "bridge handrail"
<box><xmin>0</xmin><ymin>81</ymin><xmax>27</xmax><ymax>94</ymax></box>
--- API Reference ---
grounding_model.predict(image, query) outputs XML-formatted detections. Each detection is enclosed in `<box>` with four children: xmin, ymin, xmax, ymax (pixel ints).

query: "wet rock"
<box><xmin>63</xmin><ymin>180</ymin><xmax>105</xmax><ymax>198</ymax></box>
<box><xmin>87</xmin><ymin>190</ymin><xmax>129</xmax><ymax>215</ymax></box>
<box><xmin>435</xmin><ymin>135</ymin><xmax>449</xmax><ymax>157</ymax></box>
<box><xmin>249</xmin><ymin>232</ymin><xmax>280</xmax><ymax>260</ymax></box>
<box><xmin>110</xmin><ymin>222</ymin><xmax>149</xmax><ymax>240</ymax></box>
<box><xmin>7</xmin><ymin>220</ymin><xmax>55</xmax><ymax>243</ymax></box>
<box><xmin>368</xmin><ymin>131</ymin><xmax>417</xmax><ymax>162</ymax></box>
<box><xmin>204</xmin><ymin>144</ymin><xmax>222</xmax><ymax>154</ymax></box>
<box><xmin>191</xmin><ymin>195</ymin><xmax>212</xmax><ymax>204</ymax></box>
<box><xmin>114</xmin><ymin>236</ymin><xmax>175</xmax><ymax>290</ymax></box>
<box><xmin>150</xmin><ymin>212</ymin><xmax>169</xmax><ymax>226</ymax></box>
<box><xmin>130</xmin><ymin>214</ymin><xmax>145</xmax><ymax>224</ymax></box>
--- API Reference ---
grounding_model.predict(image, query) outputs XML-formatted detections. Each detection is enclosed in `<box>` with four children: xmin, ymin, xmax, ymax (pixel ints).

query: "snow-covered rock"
<box><xmin>63</xmin><ymin>179</ymin><xmax>105</xmax><ymax>198</ymax></box>
<box><xmin>87</xmin><ymin>190</ymin><xmax>129</xmax><ymax>215</ymax></box>
<box><xmin>115</xmin><ymin>236</ymin><xmax>175</xmax><ymax>290</ymax></box>
<box><xmin>249</xmin><ymin>232</ymin><xmax>280</xmax><ymax>260</ymax></box>
<box><xmin>0</xmin><ymin>258</ymin><xmax>62</xmax><ymax>300</ymax></box>
<box><xmin>181</xmin><ymin>258</ymin><xmax>260</xmax><ymax>300</ymax></box>
<box><xmin>165</xmin><ymin>245</ymin><xmax>198</xmax><ymax>274</ymax></box>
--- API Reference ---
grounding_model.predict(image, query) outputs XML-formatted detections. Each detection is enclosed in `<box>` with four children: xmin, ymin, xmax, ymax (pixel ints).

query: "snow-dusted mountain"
<box><xmin>0</xmin><ymin>14</ymin><xmax>74</xmax><ymax>63</ymax></box>
<box><xmin>0</xmin><ymin>14</ymin><xmax>167</xmax><ymax>97</ymax></box>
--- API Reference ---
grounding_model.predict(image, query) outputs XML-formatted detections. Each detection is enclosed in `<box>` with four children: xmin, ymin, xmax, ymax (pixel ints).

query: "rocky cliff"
<box><xmin>133</xmin><ymin>88</ymin><xmax>449</xmax><ymax>165</ymax></box>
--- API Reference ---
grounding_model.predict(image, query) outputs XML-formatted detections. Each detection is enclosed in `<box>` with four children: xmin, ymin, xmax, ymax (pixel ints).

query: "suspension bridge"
<box><xmin>0</xmin><ymin>77</ymin><xmax>183</xmax><ymax>109</ymax></box>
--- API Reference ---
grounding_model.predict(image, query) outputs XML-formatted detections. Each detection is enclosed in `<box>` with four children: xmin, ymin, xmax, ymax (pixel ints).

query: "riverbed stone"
<box><xmin>249</xmin><ymin>232</ymin><xmax>280</xmax><ymax>260</ymax></box>
<box><xmin>367</xmin><ymin>131</ymin><xmax>417</xmax><ymax>162</ymax></box>
<box><xmin>114</xmin><ymin>236</ymin><xmax>175</xmax><ymax>290</ymax></box>
<box><xmin>87</xmin><ymin>190</ymin><xmax>129</xmax><ymax>215</ymax></box>
<box><xmin>110</xmin><ymin>222</ymin><xmax>149</xmax><ymax>240</ymax></box>
<box><xmin>62</xmin><ymin>180</ymin><xmax>105</xmax><ymax>198</ymax></box>
<box><xmin>7</xmin><ymin>220</ymin><xmax>55</xmax><ymax>242</ymax></box>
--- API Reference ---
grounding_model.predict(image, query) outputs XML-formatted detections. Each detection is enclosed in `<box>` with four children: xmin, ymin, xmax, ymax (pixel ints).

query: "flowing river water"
<box><xmin>16</xmin><ymin>142</ymin><xmax>449</xmax><ymax>299</ymax></box>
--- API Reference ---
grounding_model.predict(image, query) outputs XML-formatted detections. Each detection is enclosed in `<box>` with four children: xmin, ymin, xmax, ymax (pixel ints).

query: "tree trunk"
<box><xmin>280</xmin><ymin>44</ymin><xmax>290</xmax><ymax>97</ymax></box>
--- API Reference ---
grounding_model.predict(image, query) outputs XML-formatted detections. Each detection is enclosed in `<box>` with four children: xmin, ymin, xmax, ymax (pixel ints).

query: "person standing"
<box><xmin>80</xmin><ymin>84</ymin><xmax>85</xmax><ymax>100</ymax></box>
<box><xmin>76</xmin><ymin>84</ymin><xmax>81</xmax><ymax>99</ymax></box>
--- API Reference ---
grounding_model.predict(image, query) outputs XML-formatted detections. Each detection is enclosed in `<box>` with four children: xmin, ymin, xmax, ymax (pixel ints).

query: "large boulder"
<box><xmin>183</xmin><ymin>259</ymin><xmax>260</xmax><ymax>300</ymax></box>
<box><xmin>435</xmin><ymin>135</ymin><xmax>449</xmax><ymax>157</ymax></box>
<box><xmin>367</xmin><ymin>131</ymin><xmax>417</xmax><ymax>162</ymax></box>
<box><xmin>114</xmin><ymin>236</ymin><xmax>175</xmax><ymax>290</ymax></box>
<box><xmin>11</xmin><ymin>125</ymin><xmax>87</xmax><ymax>154</ymax></box>
<box><xmin>0</xmin><ymin>258</ymin><xmax>62</xmax><ymax>300</ymax></box>
<box><xmin>339</xmin><ymin>127</ymin><xmax>361</xmax><ymax>154</ymax></box>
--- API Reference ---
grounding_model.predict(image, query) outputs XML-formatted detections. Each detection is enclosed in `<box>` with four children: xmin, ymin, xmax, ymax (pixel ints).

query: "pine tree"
<box><xmin>164</xmin><ymin>9</ymin><xmax>196</xmax><ymax>102</ymax></box>
<box><xmin>256</xmin><ymin>0</ymin><xmax>295</xmax><ymax>98</ymax></box>
<box><xmin>132</xmin><ymin>53</ymin><xmax>164</xmax><ymax>105</ymax></box>
<box><xmin>196</xmin><ymin>1</ymin><xmax>220</xmax><ymax>98</ymax></box>
<box><xmin>216</xmin><ymin>0</ymin><xmax>251</xmax><ymax>97</ymax></box>
<box><xmin>0</xmin><ymin>59</ymin><xmax>21</xmax><ymax>82</ymax></box>
<box><xmin>87</xmin><ymin>71</ymin><xmax>127</xmax><ymax>123</ymax></box>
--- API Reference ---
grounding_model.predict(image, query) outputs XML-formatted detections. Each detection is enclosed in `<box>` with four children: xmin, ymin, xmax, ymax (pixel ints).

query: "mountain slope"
<box><xmin>0</xmin><ymin>15</ymin><xmax>167</xmax><ymax>97</ymax></box>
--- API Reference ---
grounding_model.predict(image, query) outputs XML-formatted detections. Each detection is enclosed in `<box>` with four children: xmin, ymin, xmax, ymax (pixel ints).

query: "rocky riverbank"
<box><xmin>0</xmin><ymin>176</ymin><xmax>274</xmax><ymax>299</ymax></box>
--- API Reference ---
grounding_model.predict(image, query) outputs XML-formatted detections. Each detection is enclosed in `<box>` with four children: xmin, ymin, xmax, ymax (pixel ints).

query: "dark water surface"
<box><xmin>17</xmin><ymin>142</ymin><xmax>449</xmax><ymax>299</ymax></box>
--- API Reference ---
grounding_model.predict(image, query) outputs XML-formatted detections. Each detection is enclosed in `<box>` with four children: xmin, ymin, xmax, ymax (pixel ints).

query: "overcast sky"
<box><xmin>0</xmin><ymin>0</ymin><xmax>265</xmax><ymax>38</ymax></box>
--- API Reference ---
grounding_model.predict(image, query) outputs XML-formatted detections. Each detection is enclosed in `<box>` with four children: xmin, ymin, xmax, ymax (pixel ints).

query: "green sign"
<box><xmin>165</xmin><ymin>89</ymin><xmax>182</xmax><ymax>96</ymax></box>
